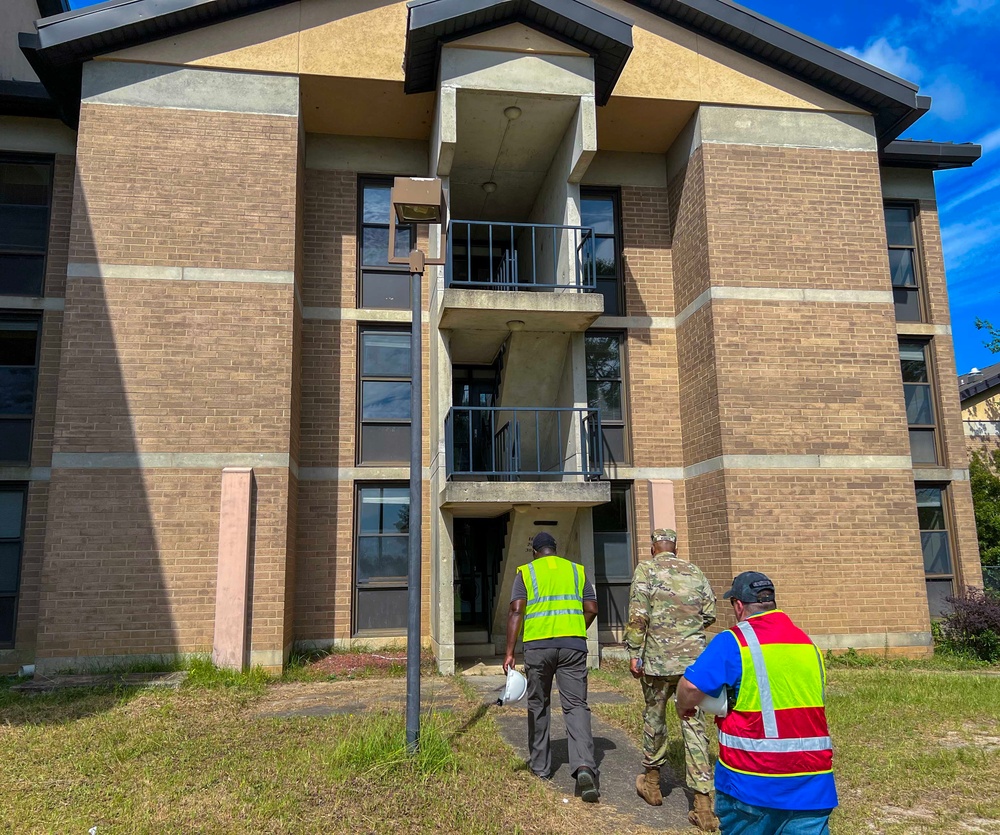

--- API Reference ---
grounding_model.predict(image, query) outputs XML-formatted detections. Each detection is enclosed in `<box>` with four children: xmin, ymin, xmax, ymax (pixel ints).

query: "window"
<box><xmin>885</xmin><ymin>205</ymin><xmax>923</xmax><ymax>323</ymax></box>
<box><xmin>0</xmin><ymin>157</ymin><xmax>52</xmax><ymax>297</ymax></box>
<box><xmin>916</xmin><ymin>485</ymin><xmax>955</xmax><ymax>618</ymax></box>
<box><xmin>585</xmin><ymin>332</ymin><xmax>628</xmax><ymax>465</ymax></box>
<box><xmin>358</xmin><ymin>177</ymin><xmax>414</xmax><ymax>309</ymax></box>
<box><xmin>581</xmin><ymin>189</ymin><xmax>622</xmax><ymax>316</ymax></box>
<box><xmin>0</xmin><ymin>484</ymin><xmax>27</xmax><ymax>646</ymax></box>
<box><xmin>355</xmin><ymin>484</ymin><xmax>409</xmax><ymax>633</ymax></box>
<box><xmin>0</xmin><ymin>317</ymin><xmax>40</xmax><ymax>464</ymax></box>
<box><xmin>899</xmin><ymin>340</ymin><xmax>938</xmax><ymax>465</ymax></box>
<box><xmin>358</xmin><ymin>328</ymin><xmax>411</xmax><ymax>465</ymax></box>
<box><xmin>592</xmin><ymin>483</ymin><xmax>634</xmax><ymax>632</ymax></box>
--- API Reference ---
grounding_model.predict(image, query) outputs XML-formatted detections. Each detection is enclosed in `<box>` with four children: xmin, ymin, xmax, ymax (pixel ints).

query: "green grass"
<box><xmin>591</xmin><ymin>652</ymin><xmax>1000</xmax><ymax>834</ymax></box>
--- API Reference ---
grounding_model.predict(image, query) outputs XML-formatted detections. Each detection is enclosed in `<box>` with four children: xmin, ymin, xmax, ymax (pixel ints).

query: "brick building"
<box><xmin>961</xmin><ymin>362</ymin><xmax>1000</xmax><ymax>461</ymax></box>
<box><xmin>0</xmin><ymin>0</ymin><xmax>985</xmax><ymax>674</ymax></box>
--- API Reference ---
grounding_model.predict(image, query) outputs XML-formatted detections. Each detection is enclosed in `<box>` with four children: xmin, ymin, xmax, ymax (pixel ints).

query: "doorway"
<box><xmin>453</xmin><ymin>515</ymin><xmax>508</xmax><ymax>640</ymax></box>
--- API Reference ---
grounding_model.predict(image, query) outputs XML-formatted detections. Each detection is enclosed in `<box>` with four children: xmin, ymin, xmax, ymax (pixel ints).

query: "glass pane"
<box><xmin>592</xmin><ymin>237</ymin><xmax>617</xmax><ymax>278</ymax></box>
<box><xmin>356</xmin><ymin>588</ymin><xmax>407</xmax><ymax>632</ymax></box>
<box><xmin>585</xmin><ymin>334</ymin><xmax>621</xmax><ymax>379</ymax></box>
<box><xmin>0</xmin><ymin>490</ymin><xmax>25</xmax><ymax>538</ymax></box>
<box><xmin>893</xmin><ymin>287</ymin><xmax>922</xmax><ymax>322</ymax></box>
<box><xmin>361</xmin><ymin>272</ymin><xmax>410</xmax><ymax>310</ymax></box>
<box><xmin>362</xmin><ymin>381</ymin><xmax>411</xmax><ymax>420</ymax></box>
<box><xmin>594</xmin><ymin>532</ymin><xmax>633</xmax><ymax>579</ymax></box>
<box><xmin>361</xmin><ymin>424</ymin><xmax>411</xmax><ymax>463</ymax></box>
<box><xmin>597</xmin><ymin>279</ymin><xmax>620</xmax><ymax>317</ymax></box>
<box><xmin>0</xmin><ymin>542</ymin><xmax>20</xmax><ymax>594</ymax></box>
<box><xmin>393</xmin><ymin>226</ymin><xmax>413</xmax><ymax>260</ymax></box>
<box><xmin>0</xmin><ymin>323</ymin><xmax>39</xmax><ymax>365</ymax></box>
<box><xmin>362</xmin><ymin>184</ymin><xmax>391</xmax><ymax>223</ymax></box>
<box><xmin>602</xmin><ymin>425</ymin><xmax>627</xmax><ymax>466</ymax></box>
<box><xmin>593</xmin><ymin>488</ymin><xmax>628</xmax><ymax>533</ymax></box>
<box><xmin>597</xmin><ymin>582</ymin><xmax>630</xmax><ymax>630</ymax></box>
<box><xmin>362</xmin><ymin>226</ymin><xmax>390</xmax><ymax>267</ymax></box>
<box><xmin>0</xmin><ymin>162</ymin><xmax>51</xmax><ymax>206</ymax></box>
<box><xmin>921</xmin><ymin>531</ymin><xmax>952</xmax><ymax>575</ymax></box>
<box><xmin>899</xmin><ymin>343</ymin><xmax>928</xmax><ymax>382</ymax></box>
<box><xmin>908</xmin><ymin>429</ymin><xmax>938</xmax><ymax>465</ymax></box>
<box><xmin>0</xmin><ymin>596</ymin><xmax>14</xmax><ymax>644</ymax></box>
<box><xmin>888</xmin><ymin>249</ymin><xmax>916</xmax><ymax>287</ymax></box>
<box><xmin>0</xmin><ymin>205</ymin><xmax>49</xmax><ymax>252</ymax></box>
<box><xmin>588</xmin><ymin>380</ymin><xmax>622</xmax><ymax>420</ymax></box>
<box><xmin>356</xmin><ymin>535</ymin><xmax>408</xmax><ymax>582</ymax></box>
<box><xmin>359</xmin><ymin>487</ymin><xmax>409</xmax><ymax>534</ymax></box>
<box><xmin>0</xmin><ymin>368</ymin><xmax>36</xmax><ymax>414</ymax></box>
<box><xmin>361</xmin><ymin>332</ymin><xmax>410</xmax><ymax>377</ymax></box>
<box><xmin>0</xmin><ymin>255</ymin><xmax>45</xmax><ymax>296</ymax></box>
<box><xmin>916</xmin><ymin>487</ymin><xmax>945</xmax><ymax>530</ymax></box>
<box><xmin>904</xmin><ymin>384</ymin><xmax>933</xmax><ymax>425</ymax></box>
<box><xmin>926</xmin><ymin>579</ymin><xmax>954</xmax><ymax>620</ymax></box>
<box><xmin>884</xmin><ymin>207</ymin><xmax>914</xmax><ymax>247</ymax></box>
<box><xmin>0</xmin><ymin>420</ymin><xmax>31</xmax><ymax>462</ymax></box>
<box><xmin>581</xmin><ymin>196</ymin><xmax>615</xmax><ymax>234</ymax></box>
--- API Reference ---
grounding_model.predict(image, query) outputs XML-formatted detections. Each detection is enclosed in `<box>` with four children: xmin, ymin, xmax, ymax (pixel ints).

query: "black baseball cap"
<box><xmin>531</xmin><ymin>532</ymin><xmax>557</xmax><ymax>551</ymax></box>
<box><xmin>722</xmin><ymin>571</ymin><xmax>775</xmax><ymax>603</ymax></box>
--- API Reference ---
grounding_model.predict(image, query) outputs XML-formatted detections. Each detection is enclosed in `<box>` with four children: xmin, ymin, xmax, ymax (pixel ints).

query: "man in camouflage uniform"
<box><xmin>624</xmin><ymin>528</ymin><xmax>719</xmax><ymax>832</ymax></box>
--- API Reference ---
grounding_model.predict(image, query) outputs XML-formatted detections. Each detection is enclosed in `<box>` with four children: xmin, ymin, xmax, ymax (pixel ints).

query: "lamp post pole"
<box><xmin>405</xmin><ymin>248</ymin><xmax>425</xmax><ymax>752</ymax></box>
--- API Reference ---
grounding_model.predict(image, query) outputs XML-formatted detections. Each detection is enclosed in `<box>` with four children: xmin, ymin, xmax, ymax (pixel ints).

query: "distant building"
<box><xmin>960</xmin><ymin>362</ymin><xmax>1000</xmax><ymax>460</ymax></box>
<box><xmin>0</xmin><ymin>0</ymin><xmax>985</xmax><ymax>674</ymax></box>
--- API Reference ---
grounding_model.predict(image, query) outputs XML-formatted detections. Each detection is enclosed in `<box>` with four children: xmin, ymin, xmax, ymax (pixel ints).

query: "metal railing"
<box><xmin>445</xmin><ymin>406</ymin><xmax>603</xmax><ymax>480</ymax></box>
<box><xmin>446</xmin><ymin>220</ymin><xmax>597</xmax><ymax>291</ymax></box>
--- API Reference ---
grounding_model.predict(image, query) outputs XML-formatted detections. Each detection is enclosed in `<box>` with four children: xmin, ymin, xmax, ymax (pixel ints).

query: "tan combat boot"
<box><xmin>635</xmin><ymin>767</ymin><xmax>662</xmax><ymax>806</ymax></box>
<box><xmin>688</xmin><ymin>791</ymin><xmax>720</xmax><ymax>832</ymax></box>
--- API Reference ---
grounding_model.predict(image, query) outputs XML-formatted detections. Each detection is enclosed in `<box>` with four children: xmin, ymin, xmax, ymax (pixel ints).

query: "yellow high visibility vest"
<box><xmin>518</xmin><ymin>556</ymin><xmax>587</xmax><ymax>642</ymax></box>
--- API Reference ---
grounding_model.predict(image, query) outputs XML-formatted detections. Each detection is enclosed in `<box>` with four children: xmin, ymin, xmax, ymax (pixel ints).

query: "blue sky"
<box><xmin>67</xmin><ymin>0</ymin><xmax>1000</xmax><ymax>372</ymax></box>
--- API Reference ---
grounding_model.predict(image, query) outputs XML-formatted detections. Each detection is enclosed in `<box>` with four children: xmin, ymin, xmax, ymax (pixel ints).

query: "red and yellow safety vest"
<box><xmin>717</xmin><ymin>610</ymin><xmax>833</xmax><ymax>779</ymax></box>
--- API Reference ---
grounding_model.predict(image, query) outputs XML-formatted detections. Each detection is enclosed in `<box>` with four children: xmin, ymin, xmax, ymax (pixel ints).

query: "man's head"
<box><xmin>650</xmin><ymin>528</ymin><xmax>677</xmax><ymax>555</ymax></box>
<box><xmin>722</xmin><ymin>571</ymin><xmax>776</xmax><ymax>621</ymax></box>
<box><xmin>531</xmin><ymin>531</ymin><xmax>557</xmax><ymax>556</ymax></box>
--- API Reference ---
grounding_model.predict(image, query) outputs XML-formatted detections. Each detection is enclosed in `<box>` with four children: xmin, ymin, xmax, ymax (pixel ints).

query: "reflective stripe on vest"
<box><xmin>519</xmin><ymin>557</ymin><xmax>587</xmax><ymax>641</ymax></box>
<box><xmin>717</xmin><ymin>611</ymin><xmax>833</xmax><ymax>779</ymax></box>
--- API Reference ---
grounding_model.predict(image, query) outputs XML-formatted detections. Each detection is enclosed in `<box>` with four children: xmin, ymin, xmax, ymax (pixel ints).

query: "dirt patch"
<box><xmin>301</xmin><ymin>651</ymin><xmax>433</xmax><ymax>677</ymax></box>
<box><xmin>938</xmin><ymin>721</ymin><xmax>1000</xmax><ymax>752</ymax></box>
<box><xmin>251</xmin><ymin>679</ymin><xmax>465</xmax><ymax>719</ymax></box>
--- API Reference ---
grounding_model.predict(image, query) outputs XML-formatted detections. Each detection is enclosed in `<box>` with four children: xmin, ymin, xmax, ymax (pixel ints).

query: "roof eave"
<box><xmin>880</xmin><ymin>139</ymin><xmax>983</xmax><ymax>171</ymax></box>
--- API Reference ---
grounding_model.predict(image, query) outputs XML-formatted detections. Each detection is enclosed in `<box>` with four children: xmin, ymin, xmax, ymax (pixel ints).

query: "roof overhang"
<box><xmin>880</xmin><ymin>139</ymin><xmax>982</xmax><ymax>170</ymax></box>
<box><xmin>403</xmin><ymin>0</ymin><xmax>635</xmax><ymax>107</ymax></box>
<box><xmin>0</xmin><ymin>80</ymin><xmax>61</xmax><ymax>119</ymax></box>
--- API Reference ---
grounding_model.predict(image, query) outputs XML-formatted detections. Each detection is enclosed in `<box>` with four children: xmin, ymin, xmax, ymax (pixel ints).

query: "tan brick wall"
<box><xmin>6</xmin><ymin>482</ymin><xmax>49</xmax><ymax>669</ymax></box>
<box><xmin>624</xmin><ymin>329</ymin><xmax>683</xmax><ymax>467</ymax></box>
<box><xmin>669</xmin><ymin>147</ymin><xmax>710</xmax><ymax>313</ymax></box>
<box><xmin>303</xmin><ymin>170</ymin><xmax>357</xmax><ymax>308</ymax></box>
<box><xmin>621</xmin><ymin>186</ymin><xmax>673</xmax><ymax>317</ymax></box>
<box><xmin>301</xmin><ymin>320</ymin><xmax>357</xmax><ymax>468</ymax></box>
<box><xmin>44</xmin><ymin>154</ymin><xmax>74</xmax><ymax>300</ymax></box>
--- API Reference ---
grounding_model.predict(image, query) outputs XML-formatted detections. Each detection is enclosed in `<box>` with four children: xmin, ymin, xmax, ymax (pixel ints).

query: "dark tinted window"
<box><xmin>359</xmin><ymin>329</ymin><xmax>411</xmax><ymax>464</ymax></box>
<box><xmin>358</xmin><ymin>178</ymin><xmax>413</xmax><ymax>309</ymax></box>
<box><xmin>581</xmin><ymin>190</ymin><xmax>621</xmax><ymax>316</ymax></box>
<box><xmin>0</xmin><ymin>319</ymin><xmax>39</xmax><ymax>464</ymax></box>
<box><xmin>0</xmin><ymin>159</ymin><xmax>52</xmax><ymax>297</ymax></box>
<box><xmin>0</xmin><ymin>485</ymin><xmax>26</xmax><ymax>646</ymax></box>
<box><xmin>592</xmin><ymin>483</ymin><xmax>633</xmax><ymax>632</ymax></box>
<box><xmin>899</xmin><ymin>340</ymin><xmax>937</xmax><ymax>465</ymax></box>
<box><xmin>355</xmin><ymin>485</ymin><xmax>409</xmax><ymax>634</ymax></box>
<box><xmin>884</xmin><ymin>205</ymin><xmax>922</xmax><ymax>323</ymax></box>
<box><xmin>916</xmin><ymin>485</ymin><xmax>953</xmax><ymax>619</ymax></box>
<box><xmin>586</xmin><ymin>332</ymin><xmax>628</xmax><ymax>465</ymax></box>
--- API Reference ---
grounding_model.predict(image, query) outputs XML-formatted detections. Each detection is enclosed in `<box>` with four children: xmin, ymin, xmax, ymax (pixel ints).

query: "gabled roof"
<box><xmin>960</xmin><ymin>362</ymin><xmax>1000</xmax><ymax>403</ymax></box>
<box><xmin>9</xmin><ymin>0</ymin><xmax>948</xmax><ymax>146</ymax></box>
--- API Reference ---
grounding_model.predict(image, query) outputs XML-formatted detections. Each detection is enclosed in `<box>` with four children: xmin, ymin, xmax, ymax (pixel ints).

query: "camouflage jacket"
<box><xmin>623</xmin><ymin>553</ymin><xmax>716</xmax><ymax>677</ymax></box>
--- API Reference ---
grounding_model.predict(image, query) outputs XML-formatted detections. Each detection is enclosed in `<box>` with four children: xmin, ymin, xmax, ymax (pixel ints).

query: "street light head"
<box><xmin>391</xmin><ymin>177</ymin><xmax>447</xmax><ymax>224</ymax></box>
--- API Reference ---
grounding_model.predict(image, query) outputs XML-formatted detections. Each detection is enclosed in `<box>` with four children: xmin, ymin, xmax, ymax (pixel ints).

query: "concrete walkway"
<box><xmin>464</xmin><ymin>674</ymin><xmax>699</xmax><ymax>832</ymax></box>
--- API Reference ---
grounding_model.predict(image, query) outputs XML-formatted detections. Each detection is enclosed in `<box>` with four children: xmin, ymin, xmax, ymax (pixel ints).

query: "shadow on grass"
<box><xmin>449</xmin><ymin>703</ymin><xmax>489</xmax><ymax>745</ymax></box>
<box><xmin>0</xmin><ymin>681</ymin><xmax>144</xmax><ymax>727</ymax></box>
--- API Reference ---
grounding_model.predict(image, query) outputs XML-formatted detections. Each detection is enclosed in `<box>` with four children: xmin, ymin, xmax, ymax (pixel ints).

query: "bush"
<box><xmin>939</xmin><ymin>587</ymin><xmax>1000</xmax><ymax>662</ymax></box>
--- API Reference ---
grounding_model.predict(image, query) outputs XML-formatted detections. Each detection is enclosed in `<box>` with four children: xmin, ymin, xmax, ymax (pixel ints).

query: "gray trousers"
<box><xmin>524</xmin><ymin>646</ymin><xmax>596</xmax><ymax>778</ymax></box>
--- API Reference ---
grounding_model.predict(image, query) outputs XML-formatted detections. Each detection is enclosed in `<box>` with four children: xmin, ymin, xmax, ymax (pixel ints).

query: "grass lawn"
<box><xmin>591</xmin><ymin>653</ymin><xmax>1000</xmax><ymax>834</ymax></box>
<box><xmin>1</xmin><ymin>652</ymin><xmax>998</xmax><ymax>834</ymax></box>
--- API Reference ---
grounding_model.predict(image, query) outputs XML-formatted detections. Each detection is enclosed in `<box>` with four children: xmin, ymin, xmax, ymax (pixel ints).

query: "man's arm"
<box><xmin>583</xmin><ymin>599</ymin><xmax>598</xmax><ymax>628</ymax></box>
<box><xmin>675</xmin><ymin>676</ymin><xmax>706</xmax><ymax>720</ymax></box>
<box><xmin>702</xmin><ymin>573</ymin><xmax>717</xmax><ymax>628</ymax></box>
<box><xmin>622</xmin><ymin>563</ymin><xmax>650</xmax><ymax>678</ymax></box>
<box><xmin>503</xmin><ymin>598</ymin><xmax>525</xmax><ymax>674</ymax></box>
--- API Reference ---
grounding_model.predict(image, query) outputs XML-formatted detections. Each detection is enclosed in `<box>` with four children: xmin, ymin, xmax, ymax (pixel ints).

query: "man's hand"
<box><xmin>675</xmin><ymin>675</ymin><xmax>705</xmax><ymax>721</ymax></box>
<box><xmin>629</xmin><ymin>658</ymin><xmax>643</xmax><ymax>679</ymax></box>
<box><xmin>502</xmin><ymin>653</ymin><xmax>516</xmax><ymax>674</ymax></box>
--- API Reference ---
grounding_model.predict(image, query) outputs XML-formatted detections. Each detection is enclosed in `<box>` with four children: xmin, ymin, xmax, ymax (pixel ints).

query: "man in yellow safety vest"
<box><xmin>503</xmin><ymin>531</ymin><xmax>600</xmax><ymax>802</ymax></box>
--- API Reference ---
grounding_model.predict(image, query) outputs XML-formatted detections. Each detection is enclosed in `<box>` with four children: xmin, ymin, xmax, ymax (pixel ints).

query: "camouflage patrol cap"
<box><xmin>651</xmin><ymin>528</ymin><xmax>677</xmax><ymax>543</ymax></box>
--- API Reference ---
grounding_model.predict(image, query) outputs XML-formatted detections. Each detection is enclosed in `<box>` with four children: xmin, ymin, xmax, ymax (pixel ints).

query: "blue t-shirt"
<box><xmin>685</xmin><ymin>623</ymin><xmax>838</xmax><ymax>812</ymax></box>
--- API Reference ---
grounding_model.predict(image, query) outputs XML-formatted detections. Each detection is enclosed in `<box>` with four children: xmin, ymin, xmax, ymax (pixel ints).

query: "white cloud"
<box><xmin>941</xmin><ymin>218</ymin><xmax>1000</xmax><ymax>273</ymax></box>
<box><xmin>842</xmin><ymin>37</ymin><xmax>923</xmax><ymax>82</ymax></box>
<box><xmin>922</xmin><ymin>76</ymin><xmax>968</xmax><ymax>121</ymax></box>
<box><xmin>978</xmin><ymin>125</ymin><xmax>1000</xmax><ymax>153</ymax></box>
<box><xmin>943</xmin><ymin>171</ymin><xmax>1000</xmax><ymax>213</ymax></box>
<box><xmin>948</xmin><ymin>0</ymin><xmax>998</xmax><ymax>15</ymax></box>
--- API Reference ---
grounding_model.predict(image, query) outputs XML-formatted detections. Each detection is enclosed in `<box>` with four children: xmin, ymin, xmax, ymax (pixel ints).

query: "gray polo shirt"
<box><xmin>511</xmin><ymin>571</ymin><xmax>597</xmax><ymax>652</ymax></box>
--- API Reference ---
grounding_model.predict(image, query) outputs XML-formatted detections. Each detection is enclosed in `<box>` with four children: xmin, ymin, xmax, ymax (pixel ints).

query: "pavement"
<box><xmin>463</xmin><ymin>674</ymin><xmax>698</xmax><ymax>832</ymax></box>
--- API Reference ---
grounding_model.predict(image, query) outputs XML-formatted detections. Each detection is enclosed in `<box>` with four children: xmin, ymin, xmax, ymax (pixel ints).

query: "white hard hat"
<box><xmin>699</xmin><ymin>688</ymin><xmax>729</xmax><ymax>717</ymax></box>
<box><xmin>497</xmin><ymin>668</ymin><xmax>527</xmax><ymax>706</ymax></box>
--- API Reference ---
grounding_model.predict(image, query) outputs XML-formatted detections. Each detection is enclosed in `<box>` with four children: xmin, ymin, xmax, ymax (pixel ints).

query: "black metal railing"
<box><xmin>446</xmin><ymin>220</ymin><xmax>596</xmax><ymax>291</ymax></box>
<box><xmin>445</xmin><ymin>406</ymin><xmax>603</xmax><ymax>480</ymax></box>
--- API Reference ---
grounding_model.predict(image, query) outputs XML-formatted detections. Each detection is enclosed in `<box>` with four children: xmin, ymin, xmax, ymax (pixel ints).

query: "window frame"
<box><xmin>580</xmin><ymin>187</ymin><xmax>624</xmax><ymax>316</ymax></box>
<box><xmin>592</xmin><ymin>481</ymin><xmax>635</xmax><ymax>635</ymax></box>
<box><xmin>585</xmin><ymin>329</ymin><xmax>631</xmax><ymax>466</ymax></box>
<box><xmin>0</xmin><ymin>313</ymin><xmax>42</xmax><ymax>465</ymax></box>
<box><xmin>898</xmin><ymin>337</ymin><xmax>942</xmax><ymax>467</ymax></box>
<box><xmin>356</xmin><ymin>324</ymin><xmax>412</xmax><ymax>466</ymax></box>
<box><xmin>352</xmin><ymin>481</ymin><xmax>409</xmax><ymax>637</ymax></box>
<box><xmin>0</xmin><ymin>154</ymin><xmax>54</xmax><ymax>298</ymax></box>
<box><xmin>884</xmin><ymin>202</ymin><xmax>926</xmax><ymax>324</ymax></box>
<box><xmin>356</xmin><ymin>175</ymin><xmax>415</xmax><ymax>311</ymax></box>
<box><xmin>0</xmin><ymin>482</ymin><xmax>28</xmax><ymax>648</ymax></box>
<box><xmin>914</xmin><ymin>481</ymin><xmax>958</xmax><ymax>619</ymax></box>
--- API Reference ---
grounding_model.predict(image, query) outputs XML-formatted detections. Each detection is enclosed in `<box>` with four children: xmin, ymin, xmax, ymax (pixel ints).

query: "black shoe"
<box><xmin>532</xmin><ymin>771</ymin><xmax>552</xmax><ymax>781</ymax></box>
<box><xmin>576</xmin><ymin>767</ymin><xmax>599</xmax><ymax>803</ymax></box>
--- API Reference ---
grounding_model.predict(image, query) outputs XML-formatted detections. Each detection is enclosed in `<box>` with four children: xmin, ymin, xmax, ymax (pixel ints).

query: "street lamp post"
<box><xmin>387</xmin><ymin>177</ymin><xmax>447</xmax><ymax>752</ymax></box>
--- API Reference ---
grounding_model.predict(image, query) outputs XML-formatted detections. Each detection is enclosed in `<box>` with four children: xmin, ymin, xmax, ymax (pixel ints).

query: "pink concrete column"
<box><xmin>647</xmin><ymin>479</ymin><xmax>676</xmax><ymax>533</ymax></box>
<box><xmin>212</xmin><ymin>467</ymin><xmax>254</xmax><ymax>671</ymax></box>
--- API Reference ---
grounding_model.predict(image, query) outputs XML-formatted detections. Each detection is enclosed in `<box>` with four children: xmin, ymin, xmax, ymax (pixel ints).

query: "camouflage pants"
<box><xmin>640</xmin><ymin>674</ymin><xmax>712</xmax><ymax>795</ymax></box>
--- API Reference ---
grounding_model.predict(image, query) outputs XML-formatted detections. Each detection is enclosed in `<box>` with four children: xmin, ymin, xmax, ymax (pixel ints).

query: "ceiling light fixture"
<box><xmin>482</xmin><ymin>181</ymin><xmax>498</xmax><ymax>194</ymax></box>
<box><xmin>504</xmin><ymin>105</ymin><xmax>522</xmax><ymax>120</ymax></box>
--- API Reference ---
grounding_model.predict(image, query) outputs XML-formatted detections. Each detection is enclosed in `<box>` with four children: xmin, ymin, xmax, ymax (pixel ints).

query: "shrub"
<box><xmin>939</xmin><ymin>587</ymin><xmax>1000</xmax><ymax>663</ymax></box>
